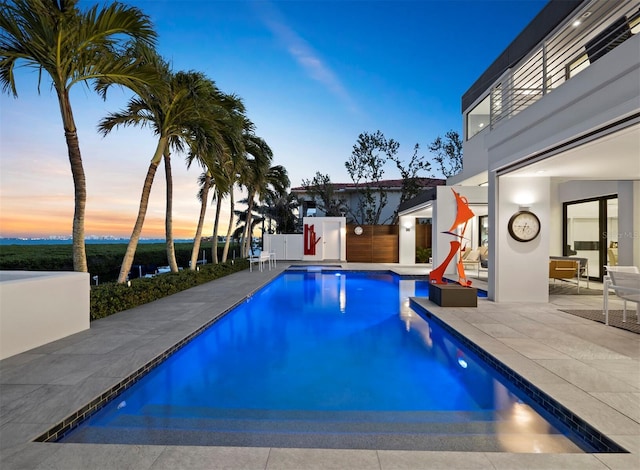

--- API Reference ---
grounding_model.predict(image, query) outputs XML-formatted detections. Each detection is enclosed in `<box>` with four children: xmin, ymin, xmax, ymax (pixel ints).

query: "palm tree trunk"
<box><xmin>242</xmin><ymin>191</ymin><xmax>255</xmax><ymax>258</ymax></box>
<box><xmin>211</xmin><ymin>190</ymin><xmax>222</xmax><ymax>264</ymax></box>
<box><xmin>117</xmin><ymin>137</ymin><xmax>167</xmax><ymax>283</ymax></box>
<box><xmin>164</xmin><ymin>150</ymin><xmax>178</xmax><ymax>272</ymax></box>
<box><xmin>222</xmin><ymin>190</ymin><xmax>235</xmax><ymax>262</ymax></box>
<box><xmin>58</xmin><ymin>90</ymin><xmax>87</xmax><ymax>272</ymax></box>
<box><xmin>190</xmin><ymin>174</ymin><xmax>211</xmax><ymax>270</ymax></box>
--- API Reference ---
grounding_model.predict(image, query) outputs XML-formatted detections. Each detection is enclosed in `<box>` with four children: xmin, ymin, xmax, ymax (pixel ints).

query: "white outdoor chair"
<box><xmin>249</xmin><ymin>251</ymin><xmax>271</xmax><ymax>272</ymax></box>
<box><xmin>603</xmin><ymin>266</ymin><xmax>640</xmax><ymax>325</ymax></box>
<box><xmin>461</xmin><ymin>249</ymin><xmax>481</xmax><ymax>277</ymax></box>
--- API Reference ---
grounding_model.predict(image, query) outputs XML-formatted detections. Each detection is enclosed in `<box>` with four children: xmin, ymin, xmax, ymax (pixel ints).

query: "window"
<box><xmin>566</xmin><ymin>53</ymin><xmax>590</xmax><ymax>79</ymax></box>
<box><xmin>585</xmin><ymin>16</ymin><xmax>632</xmax><ymax>63</ymax></box>
<box><xmin>563</xmin><ymin>195</ymin><xmax>618</xmax><ymax>281</ymax></box>
<box><xmin>568</xmin><ymin>10</ymin><xmax>640</xmax><ymax>80</ymax></box>
<box><xmin>466</xmin><ymin>94</ymin><xmax>490</xmax><ymax>140</ymax></box>
<box><xmin>479</xmin><ymin>215</ymin><xmax>489</xmax><ymax>247</ymax></box>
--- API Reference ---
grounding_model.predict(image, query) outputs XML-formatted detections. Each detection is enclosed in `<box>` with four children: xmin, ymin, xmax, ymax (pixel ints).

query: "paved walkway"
<box><xmin>0</xmin><ymin>264</ymin><xmax>638</xmax><ymax>469</ymax></box>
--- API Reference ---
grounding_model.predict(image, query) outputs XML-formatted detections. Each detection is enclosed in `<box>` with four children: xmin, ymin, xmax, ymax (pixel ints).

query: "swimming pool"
<box><xmin>56</xmin><ymin>271</ymin><xmax>607</xmax><ymax>451</ymax></box>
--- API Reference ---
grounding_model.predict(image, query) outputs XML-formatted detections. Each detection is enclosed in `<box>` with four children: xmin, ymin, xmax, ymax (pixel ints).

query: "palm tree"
<box><xmin>99</xmin><ymin>56</ymin><xmax>215</xmax><ymax>283</ymax></box>
<box><xmin>162</xmin><ymin>71</ymin><xmax>230</xmax><ymax>274</ymax></box>
<box><xmin>233</xmin><ymin>208</ymin><xmax>264</xmax><ymax>254</ymax></box>
<box><xmin>188</xmin><ymin>91</ymin><xmax>245</xmax><ymax>269</ymax></box>
<box><xmin>264</xmin><ymin>192</ymin><xmax>299</xmax><ymax>234</ymax></box>
<box><xmin>220</xmin><ymin>117</ymin><xmax>255</xmax><ymax>263</ymax></box>
<box><xmin>259</xmin><ymin>164</ymin><xmax>290</xmax><ymax>235</ymax></box>
<box><xmin>238</xmin><ymin>135</ymin><xmax>273</xmax><ymax>257</ymax></box>
<box><xmin>221</xmin><ymin>187</ymin><xmax>237</xmax><ymax>262</ymax></box>
<box><xmin>0</xmin><ymin>0</ymin><xmax>157</xmax><ymax>272</ymax></box>
<box><xmin>241</xmin><ymin>162</ymin><xmax>290</xmax><ymax>257</ymax></box>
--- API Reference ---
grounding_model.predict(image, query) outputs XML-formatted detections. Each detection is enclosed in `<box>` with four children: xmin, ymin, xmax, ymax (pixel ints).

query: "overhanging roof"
<box><xmin>397</xmin><ymin>188</ymin><xmax>437</xmax><ymax>215</ymax></box>
<box><xmin>291</xmin><ymin>178</ymin><xmax>445</xmax><ymax>194</ymax></box>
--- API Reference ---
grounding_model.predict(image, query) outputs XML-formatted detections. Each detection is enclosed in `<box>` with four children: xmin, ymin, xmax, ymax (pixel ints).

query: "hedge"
<box><xmin>90</xmin><ymin>259</ymin><xmax>249</xmax><ymax>320</ymax></box>
<box><xmin>0</xmin><ymin>242</ymin><xmax>243</xmax><ymax>283</ymax></box>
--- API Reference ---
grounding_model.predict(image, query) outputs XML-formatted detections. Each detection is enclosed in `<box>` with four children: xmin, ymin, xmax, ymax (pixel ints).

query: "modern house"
<box><xmin>399</xmin><ymin>0</ymin><xmax>640</xmax><ymax>302</ymax></box>
<box><xmin>292</xmin><ymin>178</ymin><xmax>445</xmax><ymax>227</ymax></box>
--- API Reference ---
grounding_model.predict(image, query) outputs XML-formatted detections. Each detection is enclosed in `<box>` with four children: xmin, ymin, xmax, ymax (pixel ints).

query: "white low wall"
<box><xmin>0</xmin><ymin>271</ymin><xmax>90</xmax><ymax>360</ymax></box>
<box><xmin>263</xmin><ymin>234</ymin><xmax>304</xmax><ymax>261</ymax></box>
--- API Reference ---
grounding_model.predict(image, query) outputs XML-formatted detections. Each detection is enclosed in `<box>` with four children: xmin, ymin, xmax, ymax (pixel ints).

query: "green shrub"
<box><xmin>90</xmin><ymin>259</ymin><xmax>249</xmax><ymax>320</ymax></box>
<box><xmin>416</xmin><ymin>247</ymin><xmax>432</xmax><ymax>263</ymax></box>
<box><xmin>0</xmin><ymin>242</ymin><xmax>243</xmax><ymax>282</ymax></box>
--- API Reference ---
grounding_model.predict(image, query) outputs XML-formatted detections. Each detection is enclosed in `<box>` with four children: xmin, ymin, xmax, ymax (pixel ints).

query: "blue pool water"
<box><xmin>60</xmin><ymin>271</ymin><xmax>590</xmax><ymax>451</ymax></box>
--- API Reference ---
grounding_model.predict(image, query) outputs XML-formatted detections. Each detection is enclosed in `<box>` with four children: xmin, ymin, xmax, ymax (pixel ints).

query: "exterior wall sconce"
<box><xmin>403</xmin><ymin>222</ymin><xmax>413</xmax><ymax>232</ymax></box>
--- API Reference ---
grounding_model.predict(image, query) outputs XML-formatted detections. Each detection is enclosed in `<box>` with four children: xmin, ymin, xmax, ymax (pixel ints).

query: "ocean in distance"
<box><xmin>0</xmin><ymin>238</ymin><xmax>193</xmax><ymax>246</ymax></box>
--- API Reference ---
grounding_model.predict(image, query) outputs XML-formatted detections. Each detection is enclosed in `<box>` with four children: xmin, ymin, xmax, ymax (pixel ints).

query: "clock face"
<box><xmin>508</xmin><ymin>210</ymin><xmax>541</xmax><ymax>242</ymax></box>
<box><xmin>354</xmin><ymin>226</ymin><xmax>363</xmax><ymax>235</ymax></box>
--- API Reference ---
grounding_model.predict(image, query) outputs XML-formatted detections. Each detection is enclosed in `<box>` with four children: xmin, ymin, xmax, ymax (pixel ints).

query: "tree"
<box><xmin>388</xmin><ymin>143</ymin><xmax>433</xmax><ymax>223</ymax></box>
<box><xmin>233</xmin><ymin>201</ymin><xmax>263</xmax><ymax>254</ymax></box>
<box><xmin>345</xmin><ymin>130</ymin><xmax>399</xmax><ymax>225</ymax></box>
<box><xmin>221</xmin><ymin>117</ymin><xmax>255</xmax><ymax>263</ymax></box>
<box><xmin>0</xmin><ymin>0</ymin><xmax>157</xmax><ymax>272</ymax></box>
<box><xmin>263</xmin><ymin>192</ymin><xmax>299</xmax><ymax>234</ymax></box>
<box><xmin>301</xmin><ymin>172</ymin><xmax>347</xmax><ymax>217</ymax></box>
<box><xmin>99</xmin><ymin>55</ymin><xmax>215</xmax><ymax>283</ymax></box>
<box><xmin>429</xmin><ymin>130</ymin><xmax>463</xmax><ymax>178</ymax></box>
<box><xmin>238</xmin><ymin>135</ymin><xmax>272</xmax><ymax>258</ymax></box>
<box><xmin>187</xmin><ymin>91</ymin><xmax>245</xmax><ymax>270</ymax></box>
<box><xmin>239</xmin><ymin>162</ymin><xmax>290</xmax><ymax>257</ymax></box>
<box><xmin>257</xmin><ymin>164</ymin><xmax>291</xmax><ymax>238</ymax></box>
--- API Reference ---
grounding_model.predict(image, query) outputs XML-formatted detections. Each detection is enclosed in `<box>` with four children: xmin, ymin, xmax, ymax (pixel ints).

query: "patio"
<box><xmin>0</xmin><ymin>263</ymin><xmax>638</xmax><ymax>469</ymax></box>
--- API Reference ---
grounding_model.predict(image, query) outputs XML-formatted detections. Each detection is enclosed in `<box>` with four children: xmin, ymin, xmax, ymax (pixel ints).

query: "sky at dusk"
<box><xmin>0</xmin><ymin>0</ymin><xmax>549</xmax><ymax>239</ymax></box>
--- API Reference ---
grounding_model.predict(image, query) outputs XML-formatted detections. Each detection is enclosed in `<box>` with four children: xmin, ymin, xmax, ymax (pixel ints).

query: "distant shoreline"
<box><xmin>0</xmin><ymin>238</ymin><xmax>194</xmax><ymax>246</ymax></box>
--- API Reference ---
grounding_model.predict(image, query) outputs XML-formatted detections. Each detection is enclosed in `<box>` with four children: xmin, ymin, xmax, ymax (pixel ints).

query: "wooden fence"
<box><xmin>346</xmin><ymin>225</ymin><xmax>399</xmax><ymax>263</ymax></box>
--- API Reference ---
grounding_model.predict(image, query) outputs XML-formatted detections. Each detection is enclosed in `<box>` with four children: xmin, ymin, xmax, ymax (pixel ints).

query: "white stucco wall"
<box><xmin>615</xmin><ymin>181</ymin><xmax>639</xmax><ymax>268</ymax></box>
<box><xmin>263</xmin><ymin>234</ymin><xmax>304</xmax><ymax>261</ymax></box>
<box><xmin>0</xmin><ymin>271</ymin><xmax>90</xmax><ymax>359</ymax></box>
<box><xmin>634</xmin><ymin>181</ymin><xmax>640</xmax><ymax>268</ymax></box>
<box><xmin>494</xmin><ymin>177</ymin><xmax>551</xmax><ymax>303</ymax></box>
<box><xmin>398</xmin><ymin>213</ymin><xmax>423</xmax><ymax>265</ymax></box>
<box><xmin>302</xmin><ymin>217</ymin><xmax>347</xmax><ymax>262</ymax></box>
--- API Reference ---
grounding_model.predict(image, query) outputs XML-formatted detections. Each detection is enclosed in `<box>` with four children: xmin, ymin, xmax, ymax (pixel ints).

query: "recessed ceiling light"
<box><xmin>573</xmin><ymin>20</ymin><xmax>581</xmax><ymax>27</ymax></box>
<box><xmin>582</xmin><ymin>11</ymin><xmax>592</xmax><ymax>18</ymax></box>
<box><xmin>536</xmin><ymin>170</ymin><xmax>546</xmax><ymax>174</ymax></box>
<box><xmin>479</xmin><ymin>123</ymin><xmax>484</xmax><ymax>128</ymax></box>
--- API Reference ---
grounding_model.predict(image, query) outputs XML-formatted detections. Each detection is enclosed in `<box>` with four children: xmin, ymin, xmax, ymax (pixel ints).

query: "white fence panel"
<box><xmin>264</xmin><ymin>234</ymin><xmax>303</xmax><ymax>260</ymax></box>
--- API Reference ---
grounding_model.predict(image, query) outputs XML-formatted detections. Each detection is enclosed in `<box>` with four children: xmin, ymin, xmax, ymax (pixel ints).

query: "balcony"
<box><xmin>467</xmin><ymin>0</ymin><xmax>640</xmax><ymax>140</ymax></box>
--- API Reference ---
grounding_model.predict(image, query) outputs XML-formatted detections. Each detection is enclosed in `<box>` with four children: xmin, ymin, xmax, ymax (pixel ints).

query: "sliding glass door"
<box><xmin>563</xmin><ymin>195</ymin><xmax>618</xmax><ymax>281</ymax></box>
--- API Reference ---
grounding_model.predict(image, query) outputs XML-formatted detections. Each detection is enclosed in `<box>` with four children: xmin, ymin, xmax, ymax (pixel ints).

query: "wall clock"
<box><xmin>507</xmin><ymin>210</ymin><xmax>541</xmax><ymax>242</ymax></box>
<box><xmin>354</xmin><ymin>226</ymin><xmax>363</xmax><ymax>235</ymax></box>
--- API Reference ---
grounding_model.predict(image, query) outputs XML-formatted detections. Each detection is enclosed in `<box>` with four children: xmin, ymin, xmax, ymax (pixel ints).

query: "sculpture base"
<box><xmin>429</xmin><ymin>283</ymin><xmax>477</xmax><ymax>307</ymax></box>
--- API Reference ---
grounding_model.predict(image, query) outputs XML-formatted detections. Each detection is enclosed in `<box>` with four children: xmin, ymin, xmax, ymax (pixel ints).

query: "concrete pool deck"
<box><xmin>0</xmin><ymin>263</ymin><xmax>638</xmax><ymax>469</ymax></box>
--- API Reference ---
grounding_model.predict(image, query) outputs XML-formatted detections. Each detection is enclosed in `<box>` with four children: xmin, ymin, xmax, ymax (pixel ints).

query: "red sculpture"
<box><xmin>429</xmin><ymin>189</ymin><xmax>475</xmax><ymax>287</ymax></box>
<box><xmin>304</xmin><ymin>224</ymin><xmax>322</xmax><ymax>255</ymax></box>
